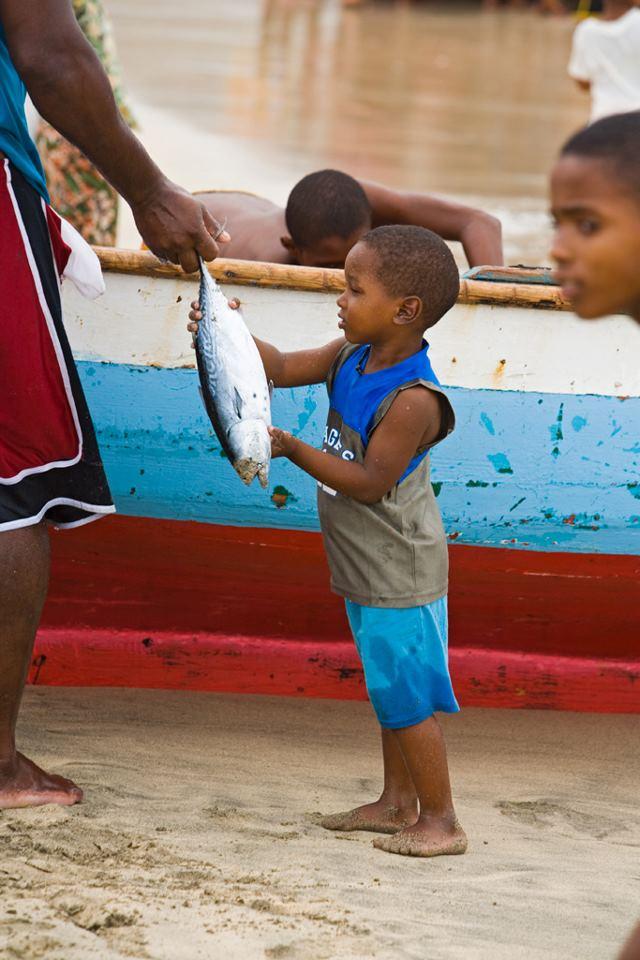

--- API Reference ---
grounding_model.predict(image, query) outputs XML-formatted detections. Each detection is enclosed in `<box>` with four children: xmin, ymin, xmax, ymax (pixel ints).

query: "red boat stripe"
<box><xmin>35</xmin><ymin>516</ymin><xmax>640</xmax><ymax>713</ymax></box>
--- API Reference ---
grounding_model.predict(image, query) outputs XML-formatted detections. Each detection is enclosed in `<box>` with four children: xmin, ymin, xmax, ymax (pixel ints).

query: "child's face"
<box><xmin>336</xmin><ymin>243</ymin><xmax>404</xmax><ymax>343</ymax></box>
<box><xmin>294</xmin><ymin>227</ymin><xmax>368</xmax><ymax>269</ymax></box>
<box><xmin>550</xmin><ymin>155</ymin><xmax>640</xmax><ymax>321</ymax></box>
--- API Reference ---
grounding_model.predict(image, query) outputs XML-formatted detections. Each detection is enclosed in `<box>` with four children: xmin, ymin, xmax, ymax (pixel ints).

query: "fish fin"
<box><xmin>233</xmin><ymin>387</ymin><xmax>244</xmax><ymax>418</ymax></box>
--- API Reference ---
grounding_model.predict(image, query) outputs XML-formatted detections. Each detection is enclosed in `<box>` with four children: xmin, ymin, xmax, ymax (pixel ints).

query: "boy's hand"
<box><xmin>187</xmin><ymin>297</ymin><xmax>240</xmax><ymax>343</ymax></box>
<box><xmin>269</xmin><ymin>426</ymin><xmax>296</xmax><ymax>459</ymax></box>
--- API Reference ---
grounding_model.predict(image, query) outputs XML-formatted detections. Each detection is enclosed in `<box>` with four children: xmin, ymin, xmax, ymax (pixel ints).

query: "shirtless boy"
<box><xmin>197</xmin><ymin>169</ymin><xmax>503</xmax><ymax>269</ymax></box>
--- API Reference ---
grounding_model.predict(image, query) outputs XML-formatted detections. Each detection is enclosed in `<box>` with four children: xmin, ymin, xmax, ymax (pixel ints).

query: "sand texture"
<box><xmin>1</xmin><ymin>688</ymin><xmax>638</xmax><ymax>960</ymax></box>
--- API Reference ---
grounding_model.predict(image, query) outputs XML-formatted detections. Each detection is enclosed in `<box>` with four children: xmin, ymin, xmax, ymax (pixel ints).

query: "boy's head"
<box><xmin>551</xmin><ymin>111</ymin><xmax>640</xmax><ymax>322</ymax></box>
<box><xmin>336</xmin><ymin>225</ymin><xmax>460</xmax><ymax>345</ymax></box>
<box><xmin>283</xmin><ymin>170</ymin><xmax>372</xmax><ymax>267</ymax></box>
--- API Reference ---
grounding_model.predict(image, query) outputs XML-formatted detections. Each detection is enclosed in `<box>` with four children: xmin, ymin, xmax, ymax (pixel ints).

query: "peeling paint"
<box><xmin>487</xmin><ymin>453</ymin><xmax>513</xmax><ymax>475</ymax></box>
<box><xmin>78</xmin><ymin>362</ymin><xmax>640</xmax><ymax>555</ymax></box>
<box><xmin>572</xmin><ymin>416</ymin><xmax>587</xmax><ymax>433</ymax></box>
<box><xmin>480</xmin><ymin>413</ymin><xmax>496</xmax><ymax>436</ymax></box>
<box><xmin>432</xmin><ymin>482</ymin><xmax>443</xmax><ymax>497</ymax></box>
<box><xmin>297</xmin><ymin>393</ymin><xmax>318</xmax><ymax>433</ymax></box>
<box><xmin>492</xmin><ymin>358</ymin><xmax>507</xmax><ymax>387</ymax></box>
<box><xmin>271</xmin><ymin>485</ymin><xmax>298</xmax><ymax>509</ymax></box>
<box><xmin>549</xmin><ymin>403</ymin><xmax>564</xmax><ymax>460</ymax></box>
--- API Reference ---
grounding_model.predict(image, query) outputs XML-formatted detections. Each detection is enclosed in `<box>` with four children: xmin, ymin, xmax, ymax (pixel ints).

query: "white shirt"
<box><xmin>568</xmin><ymin>9</ymin><xmax>640</xmax><ymax>121</ymax></box>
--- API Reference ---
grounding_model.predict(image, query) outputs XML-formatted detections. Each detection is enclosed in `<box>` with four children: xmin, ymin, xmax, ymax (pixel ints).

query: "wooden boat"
<box><xmin>31</xmin><ymin>250</ymin><xmax>640</xmax><ymax>712</ymax></box>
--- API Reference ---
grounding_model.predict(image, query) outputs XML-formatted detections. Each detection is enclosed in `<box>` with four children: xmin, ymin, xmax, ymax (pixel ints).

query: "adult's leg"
<box><xmin>373</xmin><ymin>715</ymin><xmax>467</xmax><ymax>857</ymax></box>
<box><xmin>0</xmin><ymin>523</ymin><xmax>83</xmax><ymax>808</ymax></box>
<box><xmin>320</xmin><ymin>727</ymin><xmax>419</xmax><ymax>833</ymax></box>
<box><xmin>619</xmin><ymin>922</ymin><xmax>640</xmax><ymax>960</ymax></box>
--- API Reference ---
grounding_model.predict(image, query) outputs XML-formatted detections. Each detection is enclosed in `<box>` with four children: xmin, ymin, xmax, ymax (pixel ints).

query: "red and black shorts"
<box><xmin>0</xmin><ymin>158</ymin><xmax>114</xmax><ymax>531</ymax></box>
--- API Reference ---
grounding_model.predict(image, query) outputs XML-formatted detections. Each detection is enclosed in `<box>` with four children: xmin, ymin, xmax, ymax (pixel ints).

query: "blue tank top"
<box><xmin>0</xmin><ymin>22</ymin><xmax>48</xmax><ymax>198</ymax></box>
<box><xmin>329</xmin><ymin>341</ymin><xmax>443</xmax><ymax>483</ymax></box>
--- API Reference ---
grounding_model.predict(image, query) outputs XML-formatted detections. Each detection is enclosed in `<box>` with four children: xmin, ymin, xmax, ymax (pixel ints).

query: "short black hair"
<box><xmin>560</xmin><ymin>111</ymin><xmax>640</xmax><ymax>199</ymax></box>
<box><xmin>359</xmin><ymin>225</ymin><xmax>460</xmax><ymax>328</ymax></box>
<box><xmin>285</xmin><ymin>170</ymin><xmax>372</xmax><ymax>248</ymax></box>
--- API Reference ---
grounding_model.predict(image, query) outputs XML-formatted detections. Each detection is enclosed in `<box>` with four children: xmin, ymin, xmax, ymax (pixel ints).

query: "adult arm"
<box><xmin>567</xmin><ymin>24</ymin><xmax>592</xmax><ymax>96</ymax></box>
<box><xmin>0</xmin><ymin>0</ymin><xmax>227</xmax><ymax>271</ymax></box>
<box><xmin>271</xmin><ymin>386</ymin><xmax>442</xmax><ymax>504</ymax></box>
<box><xmin>362</xmin><ymin>179</ymin><xmax>503</xmax><ymax>267</ymax></box>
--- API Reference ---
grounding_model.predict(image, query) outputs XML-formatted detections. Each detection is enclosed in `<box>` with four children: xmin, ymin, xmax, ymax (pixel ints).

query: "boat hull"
<box><xmin>35</xmin><ymin>515</ymin><xmax>639</xmax><ymax>712</ymax></box>
<box><xmin>32</xmin><ymin>253</ymin><xmax>639</xmax><ymax>712</ymax></box>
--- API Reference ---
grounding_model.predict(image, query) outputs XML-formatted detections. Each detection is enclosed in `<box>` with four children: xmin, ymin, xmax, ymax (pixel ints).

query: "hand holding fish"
<box><xmin>187</xmin><ymin>297</ymin><xmax>240</xmax><ymax>341</ymax></box>
<box><xmin>268</xmin><ymin>426</ymin><xmax>296</xmax><ymax>459</ymax></box>
<box><xmin>133</xmin><ymin>180</ymin><xmax>231</xmax><ymax>274</ymax></box>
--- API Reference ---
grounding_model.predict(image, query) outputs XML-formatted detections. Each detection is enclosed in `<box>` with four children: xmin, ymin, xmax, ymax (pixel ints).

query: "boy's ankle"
<box><xmin>416</xmin><ymin>808</ymin><xmax>459</xmax><ymax>827</ymax></box>
<box><xmin>379</xmin><ymin>791</ymin><xmax>419</xmax><ymax>813</ymax></box>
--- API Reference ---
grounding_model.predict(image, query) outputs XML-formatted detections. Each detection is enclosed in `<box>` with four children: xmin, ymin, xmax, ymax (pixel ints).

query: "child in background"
<box><xmin>568</xmin><ymin>1</ymin><xmax>640</xmax><ymax>122</ymax></box>
<box><xmin>551</xmin><ymin>107</ymin><xmax>640</xmax><ymax>958</ymax></box>
<box><xmin>189</xmin><ymin>225</ymin><xmax>466</xmax><ymax>858</ymax></box>
<box><xmin>550</xmin><ymin>110</ymin><xmax>640</xmax><ymax>324</ymax></box>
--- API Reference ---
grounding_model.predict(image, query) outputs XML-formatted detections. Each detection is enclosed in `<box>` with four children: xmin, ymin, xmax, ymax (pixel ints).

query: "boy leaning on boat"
<box><xmin>189</xmin><ymin>224</ymin><xmax>466</xmax><ymax>859</ymax></box>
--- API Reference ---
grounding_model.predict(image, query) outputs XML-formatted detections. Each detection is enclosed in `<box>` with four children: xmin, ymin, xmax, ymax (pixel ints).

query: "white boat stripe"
<box><xmin>62</xmin><ymin>271</ymin><xmax>640</xmax><ymax>399</ymax></box>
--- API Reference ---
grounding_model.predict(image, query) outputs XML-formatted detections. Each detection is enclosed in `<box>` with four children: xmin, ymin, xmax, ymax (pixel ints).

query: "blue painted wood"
<box><xmin>462</xmin><ymin>266</ymin><xmax>557</xmax><ymax>285</ymax></box>
<box><xmin>78</xmin><ymin>361</ymin><xmax>640</xmax><ymax>556</ymax></box>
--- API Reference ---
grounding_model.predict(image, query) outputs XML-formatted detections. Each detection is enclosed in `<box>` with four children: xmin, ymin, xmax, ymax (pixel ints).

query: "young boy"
<box><xmin>196</xmin><ymin>169</ymin><xmax>503</xmax><ymax>269</ymax></box>
<box><xmin>189</xmin><ymin>225</ymin><xmax>466</xmax><ymax>858</ymax></box>
<box><xmin>568</xmin><ymin>2</ymin><xmax>640</xmax><ymax>122</ymax></box>
<box><xmin>551</xmin><ymin>110</ymin><xmax>640</xmax><ymax>957</ymax></box>
<box><xmin>550</xmin><ymin>110</ymin><xmax>640</xmax><ymax>324</ymax></box>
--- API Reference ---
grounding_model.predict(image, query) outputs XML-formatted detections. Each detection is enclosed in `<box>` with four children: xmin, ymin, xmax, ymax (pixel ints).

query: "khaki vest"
<box><xmin>317</xmin><ymin>345</ymin><xmax>454</xmax><ymax>608</ymax></box>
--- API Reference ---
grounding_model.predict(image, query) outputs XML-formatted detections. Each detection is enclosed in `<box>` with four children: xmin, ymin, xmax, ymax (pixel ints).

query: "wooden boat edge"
<box><xmin>94</xmin><ymin>247</ymin><xmax>572</xmax><ymax>311</ymax></box>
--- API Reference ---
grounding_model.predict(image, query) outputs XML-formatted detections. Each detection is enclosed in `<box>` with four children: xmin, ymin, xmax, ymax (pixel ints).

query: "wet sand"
<box><xmin>2</xmin><ymin>688</ymin><xmax>638</xmax><ymax>959</ymax></box>
<box><xmin>108</xmin><ymin>1</ymin><xmax>588</xmax><ymax>264</ymax></box>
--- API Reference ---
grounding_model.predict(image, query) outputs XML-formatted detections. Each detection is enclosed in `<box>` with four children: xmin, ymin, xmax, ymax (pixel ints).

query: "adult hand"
<box><xmin>132</xmin><ymin>178</ymin><xmax>230</xmax><ymax>274</ymax></box>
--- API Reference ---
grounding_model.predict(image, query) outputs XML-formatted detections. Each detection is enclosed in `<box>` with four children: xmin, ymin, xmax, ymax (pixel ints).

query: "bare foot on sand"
<box><xmin>373</xmin><ymin>815</ymin><xmax>467</xmax><ymax>857</ymax></box>
<box><xmin>320</xmin><ymin>799</ymin><xmax>419</xmax><ymax>835</ymax></box>
<box><xmin>0</xmin><ymin>752</ymin><xmax>83</xmax><ymax>809</ymax></box>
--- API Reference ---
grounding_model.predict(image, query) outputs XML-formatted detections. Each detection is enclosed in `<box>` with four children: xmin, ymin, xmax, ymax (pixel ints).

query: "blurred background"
<box><xmin>106</xmin><ymin>0</ymin><xmax>590</xmax><ymax>264</ymax></box>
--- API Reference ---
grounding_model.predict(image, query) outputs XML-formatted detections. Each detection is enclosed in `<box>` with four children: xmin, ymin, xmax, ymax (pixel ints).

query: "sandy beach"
<box><xmin>1</xmin><ymin>688</ymin><xmax>638</xmax><ymax>960</ymax></box>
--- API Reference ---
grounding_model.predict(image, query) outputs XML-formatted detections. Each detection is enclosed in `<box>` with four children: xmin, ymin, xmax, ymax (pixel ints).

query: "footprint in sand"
<box><xmin>265</xmin><ymin>938</ymin><xmax>337</xmax><ymax>959</ymax></box>
<box><xmin>204</xmin><ymin>800</ymin><xmax>248</xmax><ymax>821</ymax></box>
<box><xmin>2</xmin><ymin>805</ymin><xmax>71</xmax><ymax>826</ymax></box>
<box><xmin>495</xmin><ymin>799</ymin><xmax>625</xmax><ymax>839</ymax></box>
<box><xmin>204</xmin><ymin>802</ymin><xmax>301</xmax><ymax>840</ymax></box>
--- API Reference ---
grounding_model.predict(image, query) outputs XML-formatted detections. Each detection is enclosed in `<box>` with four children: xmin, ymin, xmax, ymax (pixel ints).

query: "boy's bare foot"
<box><xmin>0</xmin><ymin>752</ymin><xmax>83</xmax><ymax>809</ymax></box>
<box><xmin>373</xmin><ymin>815</ymin><xmax>467</xmax><ymax>857</ymax></box>
<box><xmin>320</xmin><ymin>799</ymin><xmax>419</xmax><ymax>834</ymax></box>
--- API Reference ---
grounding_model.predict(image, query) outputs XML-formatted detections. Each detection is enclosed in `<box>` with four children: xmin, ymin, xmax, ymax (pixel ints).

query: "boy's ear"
<box><xmin>280</xmin><ymin>235</ymin><xmax>296</xmax><ymax>253</ymax></box>
<box><xmin>393</xmin><ymin>296</ymin><xmax>422</xmax><ymax>326</ymax></box>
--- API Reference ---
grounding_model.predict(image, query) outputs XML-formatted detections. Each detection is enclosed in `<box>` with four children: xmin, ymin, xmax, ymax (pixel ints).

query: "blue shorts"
<box><xmin>345</xmin><ymin>596</ymin><xmax>459</xmax><ymax>730</ymax></box>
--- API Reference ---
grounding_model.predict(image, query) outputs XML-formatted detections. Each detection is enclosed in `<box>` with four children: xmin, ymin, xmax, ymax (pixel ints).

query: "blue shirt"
<box><xmin>0</xmin><ymin>22</ymin><xmax>48</xmax><ymax>198</ymax></box>
<box><xmin>329</xmin><ymin>341</ymin><xmax>442</xmax><ymax>483</ymax></box>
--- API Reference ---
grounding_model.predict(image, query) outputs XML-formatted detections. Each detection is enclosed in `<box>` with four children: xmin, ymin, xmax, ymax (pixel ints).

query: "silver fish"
<box><xmin>194</xmin><ymin>257</ymin><xmax>271</xmax><ymax>487</ymax></box>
